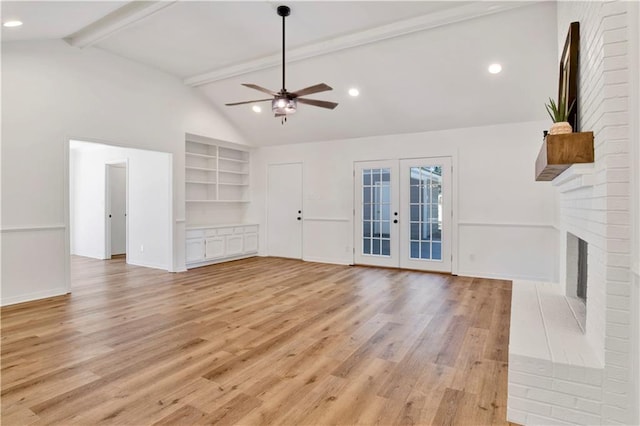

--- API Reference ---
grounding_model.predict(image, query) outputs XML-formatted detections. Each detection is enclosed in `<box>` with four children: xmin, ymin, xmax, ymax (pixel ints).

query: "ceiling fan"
<box><xmin>225</xmin><ymin>5</ymin><xmax>338</xmax><ymax>123</ymax></box>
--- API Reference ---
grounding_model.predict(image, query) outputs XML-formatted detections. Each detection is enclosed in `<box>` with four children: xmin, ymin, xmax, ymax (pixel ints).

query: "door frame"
<box><xmin>265</xmin><ymin>161</ymin><xmax>304</xmax><ymax>259</ymax></box>
<box><xmin>352</xmin><ymin>154</ymin><xmax>459</xmax><ymax>274</ymax></box>
<box><xmin>105</xmin><ymin>159</ymin><xmax>129</xmax><ymax>261</ymax></box>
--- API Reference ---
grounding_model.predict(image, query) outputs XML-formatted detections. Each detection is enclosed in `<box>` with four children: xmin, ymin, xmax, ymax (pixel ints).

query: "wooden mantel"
<box><xmin>535</xmin><ymin>131</ymin><xmax>594</xmax><ymax>181</ymax></box>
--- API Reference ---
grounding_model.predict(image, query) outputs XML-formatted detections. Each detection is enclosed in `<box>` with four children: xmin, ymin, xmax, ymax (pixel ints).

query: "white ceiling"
<box><xmin>1</xmin><ymin>1</ymin><xmax>559</xmax><ymax>146</ymax></box>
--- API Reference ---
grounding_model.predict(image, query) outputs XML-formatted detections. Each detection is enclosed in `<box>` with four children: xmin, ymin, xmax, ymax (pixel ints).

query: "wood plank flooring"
<box><xmin>1</xmin><ymin>256</ymin><xmax>512</xmax><ymax>425</ymax></box>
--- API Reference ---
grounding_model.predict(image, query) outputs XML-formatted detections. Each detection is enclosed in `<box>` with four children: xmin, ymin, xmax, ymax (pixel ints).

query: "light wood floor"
<box><xmin>1</xmin><ymin>256</ymin><xmax>512</xmax><ymax>425</ymax></box>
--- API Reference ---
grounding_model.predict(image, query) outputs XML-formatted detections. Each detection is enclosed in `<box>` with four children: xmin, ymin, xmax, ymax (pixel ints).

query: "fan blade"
<box><xmin>291</xmin><ymin>83</ymin><xmax>333</xmax><ymax>97</ymax></box>
<box><xmin>242</xmin><ymin>83</ymin><xmax>279</xmax><ymax>96</ymax></box>
<box><xmin>225</xmin><ymin>98</ymin><xmax>272</xmax><ymax>106</ymax></box>
<box><xmin>297</xmin><ymin>98</ymin><xmax>338</xmax><ymax>110</ymax></box>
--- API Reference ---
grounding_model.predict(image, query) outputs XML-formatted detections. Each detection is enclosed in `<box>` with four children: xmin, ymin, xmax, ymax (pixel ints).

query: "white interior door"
<box><xmin>267</xmin><ymin>163</ymin><xmax>303</xmax><ymax>259</ymax></box>
<box><xmin>399</xmin><ymin>157</ymin><xmax>452</xmax><ymax>272</ymax></box>
<box><xmin>107</xmin><ymin>164</ymin><xmax>127</xmax><ymax>257</ymax></box>
<box><xmin>354</xmin><ymin>161</ymin><xmax>400</xmax><ymax>267</ymax></box>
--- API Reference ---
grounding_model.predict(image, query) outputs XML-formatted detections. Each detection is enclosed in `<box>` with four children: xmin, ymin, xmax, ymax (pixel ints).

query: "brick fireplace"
<box><xmin>507</xmin><ymin>2</ymin><xmax>636</xmax><ymax>424</ymax></box>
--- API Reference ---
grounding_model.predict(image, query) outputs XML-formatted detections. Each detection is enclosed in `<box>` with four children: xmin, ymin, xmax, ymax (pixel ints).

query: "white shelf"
<box><xmin>186</xmin><ymin>166</ymin><xmax>217</xmax><ymax>172</ymax></box>
<box><xmin>219</xmin><ymin>183</ymin><xmax>249</xmax><ymax>186</ymax></box>
<box><xmin>186</xmin><ymin>152</ymin><xmax>217</xmax><ymax>160</ymax></box>
<box><xmin>219</xmin><ymin>169</ymin><xmax>249</xmax><ymax>175</ymax></box>
<box><xmin>186</xmin><ymin>180</ymin><xmax>217</xmax><ymax>185</ymax></box>
<box><xmin>219</xmin><ymin>156</ymin><xmax>249</xmax><ymax>163</ymax></box>
<box><xmin>186</xmin><ymin>199</ymin><xmax>250</xmax><ymax>203</ymax></box>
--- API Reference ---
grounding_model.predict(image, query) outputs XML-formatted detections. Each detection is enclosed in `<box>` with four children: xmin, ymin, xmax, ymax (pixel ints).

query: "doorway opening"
<box><xmin>106</xmin><ymin>161</ymin><xmax>128</xmax><ymax>260</ymax></box>
<box><xmin>68</xmin><ymin>139</ymin><xmax>174</xmax><ymax>291</ymax></box>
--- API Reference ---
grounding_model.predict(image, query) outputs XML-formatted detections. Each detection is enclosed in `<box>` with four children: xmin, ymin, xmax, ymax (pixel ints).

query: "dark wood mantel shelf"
<box><xmin>535</xmin><ymin>131</ymin><xmax>594</xmax><ymax>181</ymax></box>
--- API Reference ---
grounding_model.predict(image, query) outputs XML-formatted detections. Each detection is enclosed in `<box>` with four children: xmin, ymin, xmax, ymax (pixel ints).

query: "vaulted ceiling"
<box><xmin>1</xmin><ymin>1</ymin><xmax>558</xmax><ymax>146</ymax></box>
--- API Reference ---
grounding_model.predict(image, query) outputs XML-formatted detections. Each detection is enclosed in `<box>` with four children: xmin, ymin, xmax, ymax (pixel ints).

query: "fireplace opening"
<box><xmin>566</xmin><ymin>233</ymin><xmax>587</xmax><ymax>332</ymax></box>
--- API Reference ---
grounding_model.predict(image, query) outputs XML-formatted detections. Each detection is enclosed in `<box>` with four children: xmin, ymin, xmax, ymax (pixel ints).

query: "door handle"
<box><xmin>393</xmin><ymin>219</ymin><xmax>398</xmax><ymax>224</ymax></box>
<box><xmin>109</xmin><ymin>214</ymin><xmax>112</xmax><ymax>218</ymax></box>
<box><xmin>297</xmin><ymin>217</ymin><xmax>302</xmax><ymax>221</ymax></box>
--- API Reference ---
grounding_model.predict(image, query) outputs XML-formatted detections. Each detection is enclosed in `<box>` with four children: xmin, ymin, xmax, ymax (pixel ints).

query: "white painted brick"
<box><xmin>508</xmin><ymin>383</ymin><xmax>529</xmax><ymax>398</ymax></box>
<box><xmin>603</xmin><ymin>13</ymin><xmax>627</xmax><ymax>30</ymax></box>
<box><xmin>603</xmin><ymin>390</ymin><xmax>629</xmax><ymax>408</ymax></box>
<box><xmin>607</xmin><ymin>238</ymin><xmax>631</xmax><ymax>253</ymax></box>
<box><xmin>605</xmin><ymin>365</ymin><xmax>630</xmax><ymax>381</ymax></box>
<box><xmin>575</xmin><ymin>397</ymin><xmax>603</xmax><ymax>415</ymax></box>
<box><xmin>606</xmin><ymin>293</ymin><xmax>630</xmax><ymax>309</ymax></box>
<box><xmin>551</xmin><ymin>405</ymin><xmax>602</xmax><ymax>425</ymax></box>
<box><xmin>606</xmin><ymin>139</ymin><xmax>630</xmax><ymax>154</ymax></box>
<box><xmin>506</xmin><ymin>407</ymin><xmax>527</xmax><ymax>425</ymax></box>
<box><xmin>606</xmin><ymin>322</ymin><xmax>630</xmax><ymax>338</ymax></box>
<box><xmin>603</xmin><ymin>28</ymin><xmax>627</xmax><ymax>44</ymax></box>
<box><xmin>509</xmin><ymin>395</ymin><xmax>553</xmax><ymax>416</ymax></box>
<box><xmin>605</xmin><ymin>350</ymin><xmax>630</xmax><ymax>368</ymax></box>
<box><xmin>602</xmin><ymin>111</ymin><xmax>629</xmax><ymax>126</ymax></box>
<box><xmin>605</xmin><ymin>225</ymin><xmax>631</xmax><ymax>239</ymax></box>
<box><xmin>602</xmin><ymin>2</ymin><xmax>627</xmax><ymax>16</ymax></box>
<box><xmin>606</xmin><ymin>336</ymin><xmax>630</xmax><ymax>353</ymax></box>
<box><xmin>603</xmin><ymin>41</ymin><xmax>627</xmax><ymax>57</ymax></box>
<box><xmin>602</xmin><ymin>403</ymin><xmax>631</xmax><ymax>423</ymax></box>
<box><xmin>603</xmin><ymin>377</ymin><xmax>630</xmax><ymax>394</ymax></box>
<box><xmin>602</xmin><ymin>97</ymin><xmax>629</xmax><ymax>114</ymax></box>
<box><xmin>526</xmin><ymin>387</ymin><xmax>579</xmax><ymax>408</ymax></box>
<box><xmin>510</xmin><ymin>355</ymin><xmax>553</xmax><ymax>377</ymax></box>
<box><xmin>606</xmin><ymin>280</ymin><xmax>630</xmax><ymax>295</ymax></box>
<box><xmin>603</xmin><ymin>82</ymin><xmax>630</xmax><ymax>99</ymax></box>
<box><xmin>606</xmin><ymin>169</ymin><xmax>630</xmax><ymax>183</ymax></box>
<box><xmin>509</xmin><ymin>370</ymin><xmax>554</xmax><ymax>389</ymax></box>
<box><xmin>552</xmin><ymin>379</ymin><xmax>603</xmax><ymax>401</ymax></box>
<box><xmin>606</xmin><ymin>308</ymin><xmax>630</xmax><ymax>324</ymax></box>
<box><xmin>607</xmin><ymin>254</ymin><xmax>630</xmax><ymax>268</ymax></box>
<box><xmin>528</xmin><ymin>412</ymin><xmax>576</xmax><ymax>426</ymax></box>
<box><xmin>606</xmin><ymin>196</ymin><xmax>630</xmax><ymax>211</ymax></box>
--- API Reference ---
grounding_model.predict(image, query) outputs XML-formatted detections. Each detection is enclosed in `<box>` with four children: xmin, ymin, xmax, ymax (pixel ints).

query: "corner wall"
<box><xmin>1</xmin><ymin>40</ymin><xmax>245</xmax><ymax>305</ymax></box>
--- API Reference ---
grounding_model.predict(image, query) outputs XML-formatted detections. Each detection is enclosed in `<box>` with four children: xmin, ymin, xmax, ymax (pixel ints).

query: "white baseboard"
<box><xmin>456</xmin><ymin>270</ymin><xmax>554</xmax><ymax>282</ymax></box>
<box><xmin>1</xmin><ymin>287</ymin><xmax>69</xmax><ymax>307</ymax></box>
<box><xmin>303</xmin><ymin>256</ymin><xmax>351</xmax><ymax>266</ymax></box>
<box><xmin>126</xmin><ymin>259</ymin><xmax>169</xmax><ymax>271</ymax></box>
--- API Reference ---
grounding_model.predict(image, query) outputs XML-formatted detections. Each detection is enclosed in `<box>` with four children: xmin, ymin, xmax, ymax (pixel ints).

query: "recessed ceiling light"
<box><xmin>348</xmin><ymin>88</ymin><xmax>360</xmax><ymax>97</ymax></box>
<box><xmin>488</xmin><ymin>63</ymin><xmax>502</xmax><ymax>74</ymax></box>
<box><xmin>252</xmin><ymin>105</ymin><xmax>262</xmax><ymax>113</ymax></box>
<box><xmin>3</xmin><ymin>20</ymin><xmax>23</xmax><ymax>28</ymax></box>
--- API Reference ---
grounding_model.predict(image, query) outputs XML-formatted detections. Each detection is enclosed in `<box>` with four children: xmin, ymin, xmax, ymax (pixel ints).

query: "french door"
<box><xmin>354</xmin><ymin>157</ymin><xmax>452</xmax><ymax>273</ymax></box>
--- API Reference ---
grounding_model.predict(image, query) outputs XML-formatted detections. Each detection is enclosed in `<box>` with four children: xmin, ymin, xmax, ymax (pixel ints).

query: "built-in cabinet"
<box><xmin>185</xmin><ymin>224</ymin><xmax>259</xmax><ymax>268</ymax></box>
<box><xmin>185</xmin><ymin>135</ymin><xmax>257</xmax><ymax>269</ymax></box>
<box><xmin>186</xmin><ymin>139</ymin><xmax>250</xmax><ymax>203</ymax></box>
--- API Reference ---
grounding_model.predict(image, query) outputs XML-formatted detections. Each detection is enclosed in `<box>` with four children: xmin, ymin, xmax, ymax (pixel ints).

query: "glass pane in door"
<box><xmin>362</xmin><ymin>168</ymin><xmax>391</xmax><ymax>256</ymax></box>
<box><xmin>409</xmin><ymin>166</ymin><xmax>443</xmax><ymax>260</ymax></box>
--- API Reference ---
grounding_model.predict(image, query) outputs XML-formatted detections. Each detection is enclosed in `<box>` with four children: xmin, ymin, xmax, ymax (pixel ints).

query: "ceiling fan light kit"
<box><xmin>225</xmin><ymin>5</ymin><xmax>338</xmax><ymax>123</ymax></box>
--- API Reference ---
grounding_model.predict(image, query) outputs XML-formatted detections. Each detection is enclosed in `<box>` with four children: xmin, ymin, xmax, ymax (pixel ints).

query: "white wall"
<box><xmin>1</xmin><ymin>40</ymin><xmax>245</xmax><ymax>305</ymax></box>
<box><xmin>70</xmin><ymin>141</ymin><xmax>172</xmax><ymax>270</ymax></box>
<box><xmin>250</xmin><ymin>120</ymin><xmax>558</xmax><ymax>281</ymax></box>
<box><xmin>629</xmin><ymin>1</ymin><xmax>640</xmax><ymax>423</ymax></box>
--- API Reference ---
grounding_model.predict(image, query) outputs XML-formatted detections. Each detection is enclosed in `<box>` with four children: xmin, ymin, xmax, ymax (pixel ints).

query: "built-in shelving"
<box><xmin>185</xmin><ymin>138</ymin><xmax>250</xmax><ymax>203</ymax></box>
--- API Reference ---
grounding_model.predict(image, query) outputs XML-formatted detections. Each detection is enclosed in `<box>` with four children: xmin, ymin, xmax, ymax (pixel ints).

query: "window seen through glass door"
<box><xmin>362</xmin><ymin>168</ymin><xmax>391</xmax><ymax>256</ymax></box>
<box><xmin>409</xmin><ymin>166</ymin><xmax>442</xmax><ymax>260</ymax></box>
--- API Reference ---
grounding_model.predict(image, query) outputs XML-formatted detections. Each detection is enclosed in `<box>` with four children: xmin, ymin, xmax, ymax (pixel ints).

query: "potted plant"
<box><xmin>545</xmin><ymin>97</ymin><xmax>575</xmax><ymax>135</ymax></box>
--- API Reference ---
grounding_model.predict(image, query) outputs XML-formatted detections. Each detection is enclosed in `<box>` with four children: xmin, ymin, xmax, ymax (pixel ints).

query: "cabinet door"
<box><xmin>226</xmin><ymin>235</ymin><xmax>244</xmax><ymax>256</ymax></box>
<box><xmin>244</xmin><ymin>233</ymin><xmax>258</xmax><ymax>253</ymax></box>
<box><xmin>205</xmin><ymin>237</ymin><xmax>225</xmax><ymax>259</ymax></box>
<box><xmin>186</xmin><ymin>239</ymin><xmax>205</xmax><ymax>263</ymax></box>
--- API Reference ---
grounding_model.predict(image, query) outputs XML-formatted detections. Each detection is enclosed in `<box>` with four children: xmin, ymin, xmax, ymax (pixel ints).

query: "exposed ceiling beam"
<box><xmin>184</xmin><ymin>1</ymin><xmax>536</xmax><ymax>87</ymax></box>
<box><xmin>65</xmin><ymin>1</ymin><xmax>177</xmax><ymax>49</ymax></box>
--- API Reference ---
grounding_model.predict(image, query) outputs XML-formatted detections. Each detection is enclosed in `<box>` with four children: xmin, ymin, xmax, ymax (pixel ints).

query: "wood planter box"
<box><xmin>535</xmin><ymin>132</ymin><xmax>594</xmax><ymax>181</ymax></box>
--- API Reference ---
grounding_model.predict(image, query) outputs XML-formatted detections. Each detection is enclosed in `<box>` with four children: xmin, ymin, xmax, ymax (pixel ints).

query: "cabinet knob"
<box><xmin>297</xmin><ymin>217</ymin><xmax>301</xmax><ymax>221</ymax></box>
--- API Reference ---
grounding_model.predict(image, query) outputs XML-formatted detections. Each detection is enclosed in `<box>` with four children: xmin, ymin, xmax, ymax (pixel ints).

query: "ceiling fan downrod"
<box><xmin>277</xmin><ymin>5</ymin><xmax>290</xmax><ymax>93</ymax></box>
